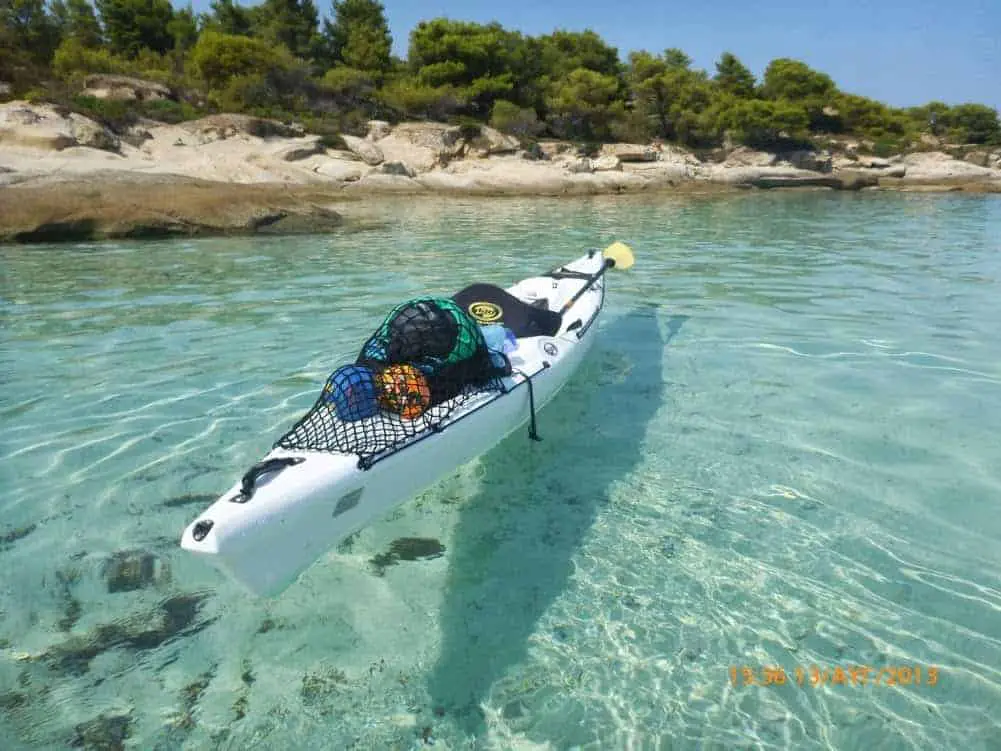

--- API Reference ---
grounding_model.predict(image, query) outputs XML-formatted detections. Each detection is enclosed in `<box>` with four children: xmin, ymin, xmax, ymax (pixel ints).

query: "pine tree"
<box><xmin>321</xmin><ymin>0</ymin><xmax>392</xmax><ymax>73</ymax></box>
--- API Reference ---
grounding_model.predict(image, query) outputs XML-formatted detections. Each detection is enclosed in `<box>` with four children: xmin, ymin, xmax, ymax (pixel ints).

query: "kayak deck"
<box><xmin>179</xmin><ymin>249</ymin><xmax>610</xmax><ymax>597</ymax></box>
<box><xmin>272</xmin><ymin>252</ymin><xmax>606</xmax><ymax>470</ymax></box>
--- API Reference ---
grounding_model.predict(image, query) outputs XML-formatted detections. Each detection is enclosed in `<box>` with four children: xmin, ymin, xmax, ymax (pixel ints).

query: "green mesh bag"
<box><xmin>275</xmin><ymin>296</ymin><xmax>510</xmax><ymax>468</ymax></box>
<box><xmin>356</xmin><ymin>296</ymin><xmax>499</xmax><ymax>403</ymax></box>
<box><xmin>358</xmin><ymin>297</ymin><xmax>479</xmax><ymax>365</ymax></box>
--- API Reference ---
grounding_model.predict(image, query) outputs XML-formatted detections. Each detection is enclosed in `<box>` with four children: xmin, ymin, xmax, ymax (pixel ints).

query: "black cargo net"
<box><xmin>275</xmin><ymin>297</ymin><xmax>511</xmax><ymax>468</ymax></box>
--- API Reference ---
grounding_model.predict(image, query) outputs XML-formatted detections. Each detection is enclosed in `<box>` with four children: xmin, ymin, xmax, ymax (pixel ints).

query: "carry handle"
<box><xmin>232</xmin><ymin>457</ymin><xmax>305</xmax><ymax>503</ymax></box>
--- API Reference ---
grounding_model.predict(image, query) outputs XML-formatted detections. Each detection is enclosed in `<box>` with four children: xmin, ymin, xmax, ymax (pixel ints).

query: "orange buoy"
<box><xmin>377</xmin><ymin>364</ymin><xmax>431</xmax><ymax>419</ymax></box>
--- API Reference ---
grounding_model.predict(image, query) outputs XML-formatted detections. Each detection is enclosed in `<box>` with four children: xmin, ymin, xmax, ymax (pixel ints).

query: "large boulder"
<box><xmin>271</xmin><ymin>136</ymin><xmax>326</xmax><ymax>162</ymax></box>
<box><xmin>536</xmin><ymin>140</ymin><xmax>573</xmax><ymax>160</ymax></box>
<box><xmin>81</xmin><ymin>75</ymin><xmax>174</xmax><ymax>102</ymax></box>
<box><xmin>590</xmin><ymin>155</ymin><xmax>622</xmax><ymax>172</ymax></box>
<box><xmin>365</xmin><ymin>120</ymin><xmax>391</xmax><ymax>141</ymax></box>
<box><xmin>373</xmin><ymin>122</ymin><xmax>466</xmax><ymax>172</ymax></box>
<box><xmin>721</xmin><ymin>147</ymin><xmax>776</xmax><ymax>168</ymax></box>
<box><xmin>0</xmin><ymin>177</ymin><xmax>344</xmax><ymax>243</ymax></box>
<box><xmin>778</xmin><ymin>149</ymin><xmax>833</xmax><ymax>173</ymax></box>
<box><xmin>380</xmin><ymin>160</ymin><xmax>415</xmax><ymax>177</ymax></box>
<box><xmin>180</xmin><ymin>114</ymin><xmax>303</xmax><ymax>144</ymax></box>
<box><xmin>464</xmin><ymin>125</ymin><xmax>520</xmax><ymax>158</ymax></box>
<box><xmin>341</xmin><ymin>133</ymin><xmax>384</xmax><ymax>165</ymax></box>
<box><xmin>0</xmin><ymin>100</ymin><xmax>119</xmax><ymax>152</ymax></box>
<box><xmin>963</xmin><ymin>150</ymin><xmax>1000</xmax><ymax>169</ymax></box>
<box><xmin>565</xmin><ymin>157</ymin><xmax>593</xmax><ymax>174</ymax></box>
<box><xmin>343</xmin><ymin>172</ymin><xmax>426</xmax><ymax>193</ymax></box>
<box><xmin>897</xmin><ymin>151</ymin><xmax>999</xmax><ymax>181</ymax></box>
<box><xmin>599</xmin><ymin>143</ymin><xmax>659</xmax><ymax>162</ymax></box>
<box><xmin>310</xmin><ymin>155</ymin><xmax>369</xmax><ymax>182</ymax></box>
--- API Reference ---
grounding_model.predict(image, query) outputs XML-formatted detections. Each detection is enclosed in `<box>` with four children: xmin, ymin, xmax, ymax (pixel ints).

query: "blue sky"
<box><xmin>178</xmin><ymin>0</ymin><xmax>1000</xmax><ymax>110</ymax></box>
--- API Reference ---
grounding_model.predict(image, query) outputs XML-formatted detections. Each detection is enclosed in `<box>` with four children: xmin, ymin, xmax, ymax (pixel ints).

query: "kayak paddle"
<box><xmin>559</xmin><ymin>241</ymin><xmax>634</xmax><ymax>315</ymax></box>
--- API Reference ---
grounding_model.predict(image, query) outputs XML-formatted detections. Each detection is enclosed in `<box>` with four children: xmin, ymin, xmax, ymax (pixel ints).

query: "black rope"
<box><xmin>516</xmin><ymin>365</ymin><xmax>548</xmax><ymax>442</ymax></box>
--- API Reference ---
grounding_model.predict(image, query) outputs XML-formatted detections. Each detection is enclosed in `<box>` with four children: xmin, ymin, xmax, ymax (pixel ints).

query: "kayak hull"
<box><xmin>180</xmin><ymin>250</ymin><xmax>608</xmax><ymax>597</ymax></box>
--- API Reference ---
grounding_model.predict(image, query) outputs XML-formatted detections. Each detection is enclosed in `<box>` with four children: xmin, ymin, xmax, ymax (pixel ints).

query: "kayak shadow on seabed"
<box><xmin>425</xmin><ymin>306</ymin><xmax>686</xmax><ymax>737</ymax></box>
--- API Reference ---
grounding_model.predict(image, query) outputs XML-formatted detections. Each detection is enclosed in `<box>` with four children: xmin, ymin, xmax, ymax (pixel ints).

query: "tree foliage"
<box><xmin>321</xmin><ymin>0</ymin><xmax>392</xmax><ymax>74</ymax></box>
<box><xmin>2</xmin><ymin>0</ymin><xmax>62</xmax><ymax>65</ymax></box>
<box><xmin>2</xmin><ymin>0</ymin><xmax>997</xmax><ymax>154</ymax></box>
<box><xmin>191</xmin><ymin>30</ymin><xmax>294</xmax><ymax>89</ymax></box>
<box><xmin>96</xmin><ymin>0</ymin><xmax>175</xmax><ymax>58</ymax></box>
<box><xmin>201</xmin><ymin>0</ymin><xmax>254</xmax><ymax>37</ymax></box>
<box><xmin>948</xmin><ymin>104</ymin><xmax>1001</xmax><ymax>144</ymax></box>
<box><xmin>716</xmin><ymin>98</ymin><xmax>810</xmax><ymax>148</ymax></box>
<box><xmin>545</xmin><ymin>67</ymin><xmax>623</xmax><ymax>140</ymax></box>
<box><xmin>51</xmin><ymin>0</ymin><xmax>103</xmax><ymax>48</ymax></box>
<box><xmin>252</xmin><ymin>0</ymin><xmax>320</xmax><ymax>61</ymax></box>
<box><xmin>714</xmin><ymin>52</ymin><xmax>756</xmax><ymax>98</ymax></box>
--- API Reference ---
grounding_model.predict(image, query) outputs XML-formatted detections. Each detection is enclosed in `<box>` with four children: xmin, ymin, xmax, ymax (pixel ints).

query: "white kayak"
<box><xmin>180</xmin><ymin>242</ymin><xmax>634</xmax><ymax>597</ymax></box>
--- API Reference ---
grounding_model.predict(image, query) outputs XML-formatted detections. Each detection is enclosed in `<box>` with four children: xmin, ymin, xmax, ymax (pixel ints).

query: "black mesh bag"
<box><xmin>275</xmin><ymin>296</ymin><xmax>510</xmax><ymax>468</ymax></box>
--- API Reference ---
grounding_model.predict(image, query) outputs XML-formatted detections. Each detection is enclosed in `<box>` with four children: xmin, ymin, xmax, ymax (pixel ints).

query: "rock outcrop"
<box><xmin>80</xmin><ymin>75</ymin><xmax>174</xmax><ymax>102</ymax></box>
<box><xmin>0</xmin><ymin>175</ymin><xmax>344</xmax><ymax>242</ymax></box>
<box><xmin>0</xmin><ymin>101</ymin><xmax>120</xmax><ymax>152</ymax></box>
<box><xmin>2</xmin><ymin>100</ymin><xmax>999</xmax><ymax>244</ymax></box>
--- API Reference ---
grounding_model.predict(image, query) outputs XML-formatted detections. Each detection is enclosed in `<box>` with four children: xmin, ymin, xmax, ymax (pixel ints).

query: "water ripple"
<box><xmin>1</xmin><ymin>192</ymin><xmax>1000</xmax><ymax>749</ymax></box>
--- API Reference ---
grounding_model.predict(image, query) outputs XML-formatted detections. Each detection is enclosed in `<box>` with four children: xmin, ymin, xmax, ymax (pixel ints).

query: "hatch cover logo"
<box><xmin>469</xmin><ymin>301</ymin><xmax>502</xmax><ymax>323</ymax></box>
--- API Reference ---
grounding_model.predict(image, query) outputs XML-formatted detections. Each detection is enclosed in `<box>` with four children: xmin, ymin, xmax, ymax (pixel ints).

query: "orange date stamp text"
<box><xmin>729</xmin><ymin>664</ymin><xmax>940</xmax><ymax>688</ymax></box>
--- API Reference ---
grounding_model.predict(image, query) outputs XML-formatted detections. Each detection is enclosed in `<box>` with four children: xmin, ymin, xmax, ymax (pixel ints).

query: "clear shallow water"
<box><xmin>2</xmin><ymin>191</ymin><xmax>1001</xmax><ymax>750</ymax></box>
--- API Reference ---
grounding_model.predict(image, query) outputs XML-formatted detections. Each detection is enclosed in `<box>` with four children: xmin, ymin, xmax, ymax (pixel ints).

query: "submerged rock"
<box><xmin>163</xmin><ymin>493</ymin><xmax>216</xmax><ymax>509</ymax></box>
<box><xmin>20</xmin><ymin>592</ymin><xmax>214</xmax><ymax>676</ymax></box>
<box><xmin>369</xmin><ymin>537</ymin><xmax>446</xmax><ymax>575</ymax></box>
<box><xmin>102</xmin><ymin>549</ymin><xmax>170</xmax><ymax>593</ymax></box>
<box><xmin>301</xmin><ymin>666</ymin><xmax>348</xmax><ymax>705</ymax></box>
<box><xmin>71</xmin><ymin>710</ymin><xmax>133</xmax><ymax>750</ymax></box>
<box><xmin>1</xmin><ymin>523</ymin><xmax>36</xmax><ymax>547</ymax></box>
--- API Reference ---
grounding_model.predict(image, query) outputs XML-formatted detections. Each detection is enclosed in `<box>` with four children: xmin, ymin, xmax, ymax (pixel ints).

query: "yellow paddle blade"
<box><xmin>604</xmin><ymin>241</ymin><xmax>635</xmax><ymax>270</ymax></box>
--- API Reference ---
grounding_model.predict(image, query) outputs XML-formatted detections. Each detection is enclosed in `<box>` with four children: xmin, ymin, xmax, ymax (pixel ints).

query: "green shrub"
<box><xmin>870</xmin><ymin>138</ymin><xmax>904</xmax><ymax>158</ymax></box>
<box><xmin>69</xmin><ymin>95</ymin><xmax>138</xmax><ymax>131</ymax></box>
<box><xmin>377</xmin><ymin>78</ymin><xmax>465</xmax><ymax>121</ymax></box>
<box><xmin>608</xmin><ymin>108</ymin><xmax>654</xmax><ymax>144</ymax></box>
<box><xmin>949</xmin><ymin>103</ymin><xmax>1001</xmax><ymax>144</ymax></box>
<box><xmin>715</xmin><ymin>98</ymin><xmax>809</xmax><ymax>148</ymax></box>
<box><xmin>451</xmin><ymin>115</ymin><xmax>482</xmax><ymax>141</ymax></box>
<box><xmin>191</xmin><ymin>31</ymin><xmax>292</xmax><ymax>90</ymax></box>
<box><xmin>20</xmin><ymin>87</ymin><xmax>52</xmax><ymax>104</ymax></box>
<box><xmin>137</xmin><ymin>98</ymin><xmax>200</xmax><ymax>123</ymax></box>
<box><xmin>322</xmin><ymin>66</ymin><xmax>376</xmax><ymax>96</ymax></box>
<box><xmin>52</xmin><ymin>39</ymin><xmax>129</xmax><ymax>82</ymax></box>
<box><xmin>489</xmin><ymin>99</ymin><xmax>544</xmax><ymax>139</ymax></box>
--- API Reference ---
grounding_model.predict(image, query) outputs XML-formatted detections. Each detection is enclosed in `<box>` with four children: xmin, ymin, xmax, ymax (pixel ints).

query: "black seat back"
<box><xmin>452</xmin><ymin>283</ymin><xmax>563</xmax><ymax>338</ymax></box>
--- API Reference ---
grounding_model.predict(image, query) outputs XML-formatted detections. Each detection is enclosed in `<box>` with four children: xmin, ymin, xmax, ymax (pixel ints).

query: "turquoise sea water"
<box><xmin>2</xmin><ymin>191</ymin><xmax>1001</xmax><ymax>750</ymax></box>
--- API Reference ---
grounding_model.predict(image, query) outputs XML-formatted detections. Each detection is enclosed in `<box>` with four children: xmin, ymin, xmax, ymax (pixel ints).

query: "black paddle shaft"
<box><xmin>559</xmin><ymin>259</ymin><xmax>614</xmax><ymax>315</ymax></box>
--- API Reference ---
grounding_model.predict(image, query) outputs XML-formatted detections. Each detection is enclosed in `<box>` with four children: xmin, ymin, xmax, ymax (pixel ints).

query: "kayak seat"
<box><xmin>453</xmin><ymin>283</ymin><xmax>563</xmax><ymax>338</ymax></box>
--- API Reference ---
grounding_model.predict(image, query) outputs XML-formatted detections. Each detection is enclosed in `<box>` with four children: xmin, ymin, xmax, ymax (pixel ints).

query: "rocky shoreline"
<box><xmin>2</xmin><ymin>100</ymin><xmax>999</xmax><ymax>243</ymax></box>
